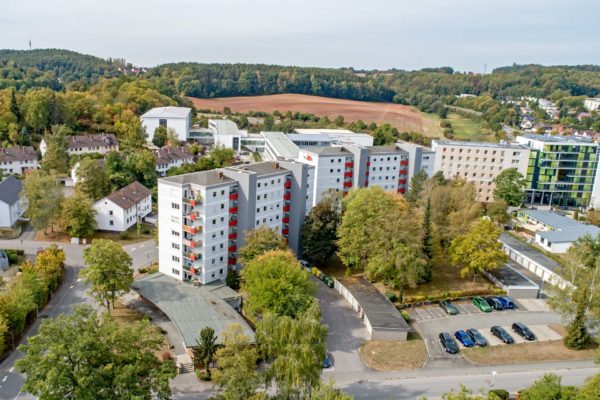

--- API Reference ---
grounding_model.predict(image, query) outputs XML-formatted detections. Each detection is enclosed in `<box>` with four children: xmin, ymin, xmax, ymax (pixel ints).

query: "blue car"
<box><xmin>322</xmin><ymin>354</ymin><xmax>333</xmax><ymax>369</ymax></box>
<box><xmin>497</xmin><ymin>296</ymin><xmax>515</xmax><ymax>309</ymax></box>
<box><xmin>454</xmin><ymin>330</ymin><xmax>475</xmax><ymax>347</ymax></box>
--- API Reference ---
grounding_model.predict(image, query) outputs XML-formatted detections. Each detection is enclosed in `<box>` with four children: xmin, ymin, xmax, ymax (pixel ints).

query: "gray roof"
<box><xmin>132</xmin><ymin>273</ymin><xmax>254</xmax><ymax>346</ymax></box>
<box><xmin>153</xmin><ymin>146</ymin><xmax>194</xmax><ymax>165</ymax></box>
<box><xmin>302</xmin><ymin>146</ymin><xmax>352</xmax><ymax>156</ymax></box>
<box><xmin>0</xmin><ymin>146</ymin><xmax>37</xmax><ymax>162</ymax></box>
<box><xmin>366</xmin><ymin>145</ymin><xmax>407</xmax><ymax>155</ymax></box>
<box><xmin>519</xmin><ymin>210</ymin><xmax>581</xmax><ymax>229</ymax></box>
<box><xmin>500</xmin><ymin>234</ymin><xmax>561</xmax><ymax>273</ymax></box>
<box><xmin>287</xmin><ymin>133</ymin><xmax>332</xmax><ymax>143</ymax></box>
<box><xmin>67</xmin><ymin>134</ymin><xmax>117</xmax><ymax>150</ymax></box>
<box><xmin>537</xmin><ymin>225</ymin><xmax>600</xmax><ymax>243</ymax></box>
<box><xmin>433</xmin><ymin>140</ymin><xmax>527</xmax><ymax>149</ymax></box>
<box><xmin>104</xmin><ymin>181</ymin><xmax>151</xmax><ymax>209</ymax></box>
<box><xmin>209</xmin><ymin>119</ymin><xmax>239</xmax><ymax>136</ymax></box>
<box><xmin>141</xmin><ymin>106</ymin><xmax>191</xmax><ymax>119</ymax></box>
<box><xmin>227</xmin><ymin>161</ymin><xmax>290</xmax><ymax>177</ymax></box>
<box><xmin>0</xmin><ymin>176</ymin><xmax>22</xmax><ymax>205</ymax></box>
<box><xmin>487</xmin><ymin>262</ymin><xmax>539</xmax><ymax>288</ymax></box>
<box><xmin>339</xmin><ymin>276</ymin><xmax>410</xmax><ymax>331</ymax></box>
<box><xmin>521</xmin><ymin>133</ymin><xmax>595</xmax><ymax>144</ymax></box>
<box><xmin>160</xmin><ymin>170</ymin><xmax>235</xmax><ymax>187</ymax></box>
<box><xmin>262</xmin><ymin>131</ymin><xmax>300</xmax><ymax>159</ymax></box>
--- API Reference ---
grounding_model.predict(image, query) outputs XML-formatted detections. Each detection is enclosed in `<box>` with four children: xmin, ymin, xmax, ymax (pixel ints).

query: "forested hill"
<box><xmin>0</xmin><ymin>49</ymin><xmax>122</xmax><ymax>85</ymax></box>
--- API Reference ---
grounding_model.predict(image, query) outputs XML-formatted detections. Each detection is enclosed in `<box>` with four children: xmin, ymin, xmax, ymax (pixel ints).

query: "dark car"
<box><xmin>299</xmin><ymin>260</ymin><xmax>311</xmax><ymax>270</ymax></box>
<box><xmin>497</xmin><ymin>296</ymin><xmax>515</xmax><ymax>309</ymax></box>
<box><xmin>454</xmin><ymin>330</ymin><xmax>475</xmax><ymax>347</ymax></box>
<box><xmin>466</xmin><ymin>328</ymin><xmax>488</xmax><ymax>347</ymax></box>
<box><xmin>439</xmin><ymin>332</ymin><xmax>459</xmax><ymax>354</ymax></box>
<box><xmin>491</xmin><ymin>326</ymin><xmax>514</xmax><ymax>344</ymax></box>
<box><xmin>486</xmin><ymin>297</ymin><xmax>504</xmax><ymax>310</ymax></box>
<box><xmin>322</xmin><ymin>354</ymin><xmax>333</xmax><ymax>369</ymax></box>
<box><xmin>439</xmin><ymin>300</ymin><xmax>459</xmax><ymax>315</ymax></box>
<box><xmin>512</xmin><ymin>322</ymin><xmax>536</xmax><ymax>341</ymax></box>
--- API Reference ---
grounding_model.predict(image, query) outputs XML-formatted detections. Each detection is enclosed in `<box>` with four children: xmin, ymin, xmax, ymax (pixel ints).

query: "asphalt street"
<box><xmin>0</xmin><ymin>237</ymin><xmax>157</xmax><ymax>400</ymax></box>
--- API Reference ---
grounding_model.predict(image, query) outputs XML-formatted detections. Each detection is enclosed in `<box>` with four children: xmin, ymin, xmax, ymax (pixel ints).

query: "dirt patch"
<box><xmin>360</xmin><ymin>333</ymin><xmax>427</xmax><ymax>371</ymax></box>
<box><xmin>190</xmin><ymin>94</ymin><xmax>442</xmax><ymax>136</ymax></box>
<box><xmin>462</xmin><ymin>340</ymin><xmax>598</xmax><ymax>365</ymax></box>
<box><xmin>548</xmin><ymin>324</ymin><xmax>568</xmax><ymax>337</ymax></box>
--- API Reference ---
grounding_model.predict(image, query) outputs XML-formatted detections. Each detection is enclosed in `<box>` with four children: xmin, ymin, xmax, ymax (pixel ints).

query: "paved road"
<box><xmin>0</xmin><ymin>237</ymin><xmax>157</xmax><ymax>400</ymax></box>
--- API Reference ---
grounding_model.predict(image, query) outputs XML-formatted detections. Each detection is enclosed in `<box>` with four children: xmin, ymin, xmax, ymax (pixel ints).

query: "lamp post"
<box><xmin>490</xmin><ymin>370</ymin><xmax>498</xmax><ymax>387</ymax></box>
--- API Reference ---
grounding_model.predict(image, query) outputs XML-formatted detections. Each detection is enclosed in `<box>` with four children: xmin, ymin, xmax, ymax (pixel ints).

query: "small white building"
<box><xmin>94</xmin><ymin>181</ymin><xmax>152</xmax><ymax>232</ymax></box>
<box><xmin>141</xmin><ymin>107</ymin><xmax>192</xmax><ymax>143</ymax></box>
<box><xmin>584</xmin><ymin>98</ymin><xmax>600</xmax><ymax>112</ymax></box>
<box><xmin>153</xmin><ymin>146</ymin><xmax>194</xmax><ymax>177</ymax></box>
<box><xmin>0</xmin><ymin>176</ymin><xmax>26</xmax><ymax>228</ymax></box>
<box><xmin>0</xmin><ymin>146</ymin><xmax>38</xmax><ymax>175</ymax></box>
<box><xmin>294</xmin><ymin>129</ymin><xmax>374</xmax><ymax>147</ymax></box>
<box><xmin>40</xmin><ymin>134</ymin><xmax>118</xmax><ymax>156</ymax></box>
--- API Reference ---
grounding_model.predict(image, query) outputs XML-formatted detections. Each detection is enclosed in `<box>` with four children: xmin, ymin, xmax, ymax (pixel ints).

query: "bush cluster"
<box><xmin>402</xmin><ymin>288</ymin><xmax>506</xmax><ymax>305</ymax></box>
<box><xmin>0</xmin><ymin>245</ymin><xmax>65</xmax><ymax>356</ymax></box>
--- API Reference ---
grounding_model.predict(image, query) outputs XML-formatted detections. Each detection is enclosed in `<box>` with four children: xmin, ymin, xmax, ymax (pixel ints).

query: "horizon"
<box><xmin>1</xmin><ymin>0</ymin><xmax>599</xmax><ymax>72</ymax></box>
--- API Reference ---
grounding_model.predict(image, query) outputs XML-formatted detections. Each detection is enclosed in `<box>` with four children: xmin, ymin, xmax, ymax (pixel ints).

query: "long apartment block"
<box><xmin>158</xmin><ymin>161</ymin><xmax>307</xmax><ymax>284</ymax></box>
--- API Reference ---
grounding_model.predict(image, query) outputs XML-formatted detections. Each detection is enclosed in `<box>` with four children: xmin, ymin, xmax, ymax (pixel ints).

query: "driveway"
<box><xmin>314</xmin><ymin>277</ymin><xmax>369</xmax><ymax>374</ymax></box>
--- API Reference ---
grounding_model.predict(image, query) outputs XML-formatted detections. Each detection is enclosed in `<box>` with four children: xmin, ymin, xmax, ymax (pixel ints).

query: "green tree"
<box><xmin>41</xmin><ymin>125</ymin><xmax>70</xmax><ymax>174</ymax></box>
<box><xmin>548</xmin><ymin>234</ymin><xmax>600</xmax><ymax>348</ymax></box>
<box><xmin>241</xmin><ymin>250</ymin><xmax>315</xmax><ymax>319</ymax></box>
<box><xmin>238</xmin><ymin>226</ymin><xmax>287</xmax><ymax>265</ymax></box>
<box><xmin>152</xmin><ymin>125</ymin><xmax>168</xmax><ymax>147</ymax></box>
<box><xmin>165</xmin><ymin>127</ymin><xmax>179</xmax><ymax>147</ymax></box>
<box><xmin>125</xmin><ymin>150</ymin><xmax>158</xmax><ymax>188</ymax></box>
<box><xmin>519</xmin><ymin>373</ymin><xmax>577</xmax><ymax>400</ymax></box>
<box><xmin>311</xmin><ymin>382</ymin><xmax>354</xmax><ymax>400</ymax></box>
<box><xmin>116</xmin><ymin>110</ymin><xmax>147</xmax><ymax>149</ymax></box>
<box><xmin>80</xmin><ymin>239</ymin><xmax>133</xmax><ymax>314</ymax></box>
<box><xmin>421</xmin><ymin>197</ymin><xmax>434</xmax><ymax>282</ymax></box>
<box><xmin>579</xmin><ymin>373</ymin><xmax>600</xmax><ymax>400</ymax></box>
<box><xmin>15</xmin><ymin>304</ymin><xmax>176</xmax><ymax>400</ymax></box>
<box><xmin>61</xmin><ymin>191</ymin><xmax>97</xmax><ymax>238</ymax></box>
<box><xmin>22</xmin><ymin>88</ymin><xmax>56</xmax><ymax>132</ymax></box>
<box><xmin>486</xmin><ymin>200</ymin><xmax>509</xmax><ymax>224</ymax></box>
<box><xmin>75</xmin><ymin>157</ymin><xmax>111</xmax><ymax>200</ymax></box>
<box><xmin>192</xmin><ymin>327</ymin><xmax>218</xmax><ymax>378</ymax></box>
<box><xmin>23</xmin><ymin>170</ymin><xmax>64</xmax><ymax>233</ymax></box>
<box><xmin>301</xmin><ymin>193</ymin><xmax>340</xmax><ymax>265</ymax></box>
<box><xmin>213</xmin><ymin>324</ymin><xmax>259</xmax><ymax>400</ymax></box>
<box><xmin>448</xmin><ymin>219</ymin><xmax>507</xmax><ymax>280</ymax></box>
<box><xmin>493</xmin><ymin>168</ymin><xmax>525</xmax><ymax>206</ymax></box>
<box><xmin>256</xmin><ymin>305</ymin><xmax>327</xmax><ymax>398</ymax></box>
<box><xmin>0</xmin><ymin>315</ymin><xmax>8</xmax><ymax>356</ymax></box>
<box><xmin>406</xmin><ymin>169</ymin><xmax>428</xmax><ymax>205</ymax></box>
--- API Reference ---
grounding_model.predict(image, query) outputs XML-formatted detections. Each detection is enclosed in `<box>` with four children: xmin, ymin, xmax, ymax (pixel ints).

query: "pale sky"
<box><xmin>1</xmin><ymin>0</ymin><xmax>599</xmax><ymax>72</ymax></box>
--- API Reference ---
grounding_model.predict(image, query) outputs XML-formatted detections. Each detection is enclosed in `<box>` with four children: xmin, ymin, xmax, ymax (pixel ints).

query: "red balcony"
<box><xmin>283</xmin><ymin>205</ymin><xmax>290</xmax><ymax>212</ymax></box>
<box><xmin>228</xmin><ymin>232</ymin><xmax>237</xmax><ymax>239</ymax></box>
<box><xmin>189</xmin><ymin>267</ymin><xmax>198</xmax><ymax>275</ymax></box>
<box><xmin>399</xmin><ymin>179</ymin><xmax>407</xmax><ymax>185</ymax></box>
<box><xmin>283</xmin><ymin>193</ymin><xmax>291</xmax><ymax>200</ymax></box>
<box><xmin>229</xmin><ymin>207</ymin><xmax>238</xmax><ymax>214</ymax></box>
<box><xmin>183</xmin><ymin>225</ymin><xmax>197</xmax><ymax>235</ymax></box>
<box><xmin>282</xmin><ymin>229</ymin><xmax>289</xmax><ymax>235</ymax></box>
<box><xmin>400</xmin><ymin>169</ymin><xmax>408</xmax><ymax>175</ymax></box>
<box><xmin>364</xmin><ymin>180</ymin><xmax>369</xmax><ymax>187</ymax></box>
<box><xmin>186</xmin><ymin>212</ymin><xmax>198</xmax><ymax>221</ymax></box>
<box><xmin>183</xmin><ymin>238</ymin><xmax>201</xmax><ymax>248</ymax></box>
<box><xmin>184</xmin><ymin>251</ymin><xmax>201</xmax><ymax>261</ymax></box>
<box><xmin>229</xmin><ymin>220</ymin><xmax>238</xmax><ymax>227</ymax></box>
<box><xmin>365</xmin><ymin>171</ymin><xmax>369</xmax><ymax>176</ymax></box>
<box><xmin>399</xmin><ymin>188</ymin><xmax>406</xmax><ymax>194</ymax></box>
<box><xmin>228</xmin><ymin>258</ymin><xmax>237</xmax><ymax>266</ymax></box>
<box><xmin>344</xmin><ymin>162</ymin><xmax>354</xmax><ymax>168</ymax></box>
<box><xmin>400</xmin><ymin>160</ymin><xmax>409</xmax><ymax>166</ymax></box>
<box><xmin>344</xmin><ymin>172</ymin><xmax>353</xmax><ymax>177</ymax></box>
<box><xmin>282</xmin><ymin>217</ymin><xmax>289</xmax><ymax>223</ymax></box>
<box><xmin>228</xmin><ymin>245</ymin><xmax>237</xmax><ymax>252</ymax></box>
<box><xmin>366</xmin><ymin>161</ymin><xmax>371</xmax><ymax>166</ymax></box>
<box><xmin>229</xmin><ymin>193</ymin><xmax>238</xmax><ymax>201</ymax></box>
<box><xmin>284</xmin><ymin>181</ymin><xmax>292</xmax><ymax>189</ymax></box>
<box><xmin>343</xmin><ymin>182</ymin><xmax>352</xmax><ymax>188</ymax></box>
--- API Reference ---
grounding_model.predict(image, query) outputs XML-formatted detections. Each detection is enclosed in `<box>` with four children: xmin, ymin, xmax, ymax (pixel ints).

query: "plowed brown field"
<box><xmin>189</xmin><ymin>94</ymin><xmax>443</xmax><ymax>137</ymax></box>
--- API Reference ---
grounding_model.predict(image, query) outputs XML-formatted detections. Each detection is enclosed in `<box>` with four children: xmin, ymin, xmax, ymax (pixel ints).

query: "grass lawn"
<box><xmin>319</xmin><ymin>254</ymin><xmax>348</xmax><ymax>278</ymax></box>
<box><xmin>35</xmin><ymin>225</ymin><xmax>154</xmax><ymax>244</ymax></box>
<box><xmin>462</xmin><ymin>339</ymin><xmax>598</xmax><ymax>365</ymax></box>
<box><xmin>360</xmin><ymin>332</ymin><xmax>427</xmax><ymax>371</ymax></box>
<box><xmin>425</xmin><ymin>113</ymin><xmax>496</xmax><ymax>142</ymax></box>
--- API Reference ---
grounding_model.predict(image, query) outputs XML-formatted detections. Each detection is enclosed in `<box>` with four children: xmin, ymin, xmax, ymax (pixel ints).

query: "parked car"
<box><xmin>491</xmin><ymin>326</ymin><xmax>514</xmax><ymax>344</ymax></box>
<box><xmin>439</xmin><ymin>300</ymin><xmax>459</xmax><ymax>315</ymax></box>
<box><xmin>300</xmin><ymin>260</ymin><xmax>311</xmax><ymax>270</ymax></box>
<box><xmin>497</xmin><ymin>296</ymin><xmax>515</xmax><ymax>309</ymax></box>
<box><xmin>512</xmin><ymin>322</ymin><xmax>536</xmax><ymax>341</ymax></box>
<box><xmin>439</xmin><ymin>332</ymin><xmax>459</xmax><ymax>354</ymax></box>
<box><xmin>466</xmin><ymin>328</ymin><xmax>488</xmax><ymax>347</ymax></box>
<box><xmin>454</xmin><ymin>330</ymin><xmax>475</xmax><ymax>347</ymax></box>
<box><xmin>472</xmin><ymin>296</ymin><xmax>492</xmax><ymax>312</ymax></box>
<box><xmin>322</xmin><ymin>354</ymin><xmax>333</xmax><ymax>369</ymax></box>
<box><xmin>486</xmin><ymin>297</ymin><xmax>504</xmax><ymax>310</ymax></box>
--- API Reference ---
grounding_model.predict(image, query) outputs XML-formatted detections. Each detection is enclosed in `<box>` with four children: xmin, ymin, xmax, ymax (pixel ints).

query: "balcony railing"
<box><xmin>228</xmin><ymin>257</ymin><xmax>237</xmax><ymax>266</ymax></box>
<box><xmin>228</xmin><ymin>232</ymin><xmax>237</xmax><ymax>239</ymax></box>
<box><xmin>400</xmin><ymin>160</ymin><xmax>408</xmax><ymax>166</ymax></box>
<box><xmin>284</xmin><ymin>181</ymin><xmax>292</xmax><ymax>189</ymax></box>
<box><xmin>229</xmin><ymin>207</ymin><xmax>238</xmax><ymax>214</ymax></box>
<box><xmin>343</xmin><ymin>182</ymin><xmax>352</xmax><ymax>188</ymax></box>
<box><xmin>185</xmin><ymin>211</ymin><xmax>199</xmax><ymax>221</ymax></box>
<box><xmin>282</xmin><ymin>229</ymin><xmax>289</xmax><ymax>235</ymax></box>
<box><xmin>282</xmin><ymin>217</ymin><xmax>289</xmax><ymax>223</ymax></box>
<box><xmin>283</xmin><ymin>205</ymin><xmax>290</xmax><ymax>212</ymax></box>
<box><xmin>183</xmin><ymin>238</ymin><xmax>202</xmax><ymax>248</ymax></box>
<box><xmin>229</xmin><ymin>193</ymin><xmax>238</xmax><ymax>201</ymax></box>
<box><xmin>344</xmin><ymin>162</ymin><xmax>354</xmax><ymax>168</ymax></box>
<box><xmin>228</xmin><ymin>245</ymin><xmax>237</xmax><ymax>252</ymax></box>
<box><xmin>229</xmin><ymin>220</ymin><xmax>238</xmax><ymax>227</ymax></box>
<box><xmin>344</xmin><ymin>172</ymin><xmax>353</xmax><ymax>177</ymax></box>
<box><xmin>183</xmin><ymin>225</ymin><xmax>201</xmax><ymax>235</ymax></box>
<box><xmin>183</xmin><ymin>251</ymin><xmax>201</xmax><ymax>261</ymax></box>
<box><xmin>283</xmin><ymin>193</ymin><xmax>291</xmax><ymax>200</ymax></box>
<box><xmin>399</xmin><ymin>169</ymin><xmax>408</xmax><ymax>175</ymax></box>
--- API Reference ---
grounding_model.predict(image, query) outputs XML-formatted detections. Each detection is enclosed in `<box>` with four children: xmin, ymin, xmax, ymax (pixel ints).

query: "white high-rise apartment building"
<box><xmin>431</xmin><ymin>140</ymin><xmax>530</xmax><ymax>202</ymax></box>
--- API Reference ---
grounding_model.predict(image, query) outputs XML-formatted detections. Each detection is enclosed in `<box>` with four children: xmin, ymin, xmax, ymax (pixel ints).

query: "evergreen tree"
<box><xmin>421</xmin><ymin>197</ymin><xmax>434</xmax><ymax>282</ymax></box>
<box><xmin>10</xmin><ymin>88</ymin><xmax>20</xmax><ymax>122</ymax></box>
<box><xmin>406</xmin><ymin>169</ymin><xmax>428</xmax><ymax>204</ymax></box>
<box><xmin>192</xmin><ymin>327</ymin><xmax>218</xmax><ymax>378</ymax></box>
<box><xmin>564</xmin><ymin>301</ymin><xmax>590</xmax><ymax>349</ymax></box>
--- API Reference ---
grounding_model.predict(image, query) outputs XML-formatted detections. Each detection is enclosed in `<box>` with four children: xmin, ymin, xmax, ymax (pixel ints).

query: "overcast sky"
<box><xmin>1</xmin><ymin>0</ymin><xmax>598</xmax><ymax>72</ymax></box>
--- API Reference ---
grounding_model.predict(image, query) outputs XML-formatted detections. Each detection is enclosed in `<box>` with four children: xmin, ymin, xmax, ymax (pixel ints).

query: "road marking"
<box><xmin>139</xmin><ymin>244</ymin><xmax>145</xmax><ymax>248</ymax></box>
<box><xmin>130</xmin><ymin>247</ymin><xmax>137</xmax><ymax>251</ymax></box>
<box><xmin>9</xmin><ymin>367</ymin><xmax>14</xmax><ymax>373</ymax></box>
<box><xmin>69</xmin><ymin>285</ymin><xmax>74</xmax><ymax>289</ymax></box>
<box><xmin>2</xmin><ymin>375</ymin><xmax>7</xmax><ymax>382</ymax></box>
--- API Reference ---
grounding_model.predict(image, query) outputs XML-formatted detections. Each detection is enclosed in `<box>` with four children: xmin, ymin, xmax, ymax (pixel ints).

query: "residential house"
<box><xmin>0</xmin><ymin>146</ymin><xmax>38</xmax><ymax>175</ymax></box>
<box><xmin>584</xmin><ymin>98</ymin><xmax>600</xmax><ymax>112</ymax></box>
<box><xmin>153</xmin><ymin>146</ymin><xmax>194</xmax><ymax>177</ymax></box>
<box><xmin>141</xmin><ymin>106</ymin><xmax>192</xmax><ymax>143</ymax></box>
<box><xmin>94</xmin><ymin>182</ymin><xmax>152</xmax><ymax>232</ymax></box>
<box><xmin>0</xmin><ymin>176</ymin><xmax>26</xmax><ymax>228</ymax></box>
<box><xmin>40</xmin><ymin>133</ymin><xmax>118</xmax><ymax>156</ymax></box>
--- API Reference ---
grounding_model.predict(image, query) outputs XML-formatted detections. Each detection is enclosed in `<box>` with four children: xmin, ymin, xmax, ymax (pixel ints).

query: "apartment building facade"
<box><xmin>431</xmin><ymin>140</ymin><xmax>530</xmax><ymax>202</ymax></box>
<box><xmin>516</xmin><ymin>134</ymin><xmax>600</xmax><ymax>208</ymax></box>
<box><xmin>158</xmin><ymin>162</ymin><xmax>304</xmax><ymax>284</ymax></box>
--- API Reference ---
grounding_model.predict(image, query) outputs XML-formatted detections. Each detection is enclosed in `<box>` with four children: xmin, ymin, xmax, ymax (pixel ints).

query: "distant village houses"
<box><xmin>0</xmin><ymin>146</ymin><xmax>38</xmax><ymax>175</ymax></box>
<box><xmin>40</xmin><ymin>133</ymin><xmax>118</xmax><ymax>156</ymax></box>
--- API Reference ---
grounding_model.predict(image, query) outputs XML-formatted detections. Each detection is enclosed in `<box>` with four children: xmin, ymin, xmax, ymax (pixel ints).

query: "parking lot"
<box><xmin>411</xmin><ymin>299</ymin><xmax>563</xmax><ymax>360</ymax></box>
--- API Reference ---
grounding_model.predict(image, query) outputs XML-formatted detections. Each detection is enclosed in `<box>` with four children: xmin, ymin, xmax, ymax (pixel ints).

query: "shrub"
<box><xmin>118</xmin><ymin>231</ymin><xmax>131</xmax><ymax>240</ymax></box>
<box><xmin>400</xmin><ymin>310</ymin><xmax>411</xmax><ymax>323</ymax></box>
<box><xmin>7</xmin><ymin>253</ymin><xmax>19</xmax><ymax>264</ymax></box>
<box><xmin>140</xmin><ymin>225</ymin><xmax>152</xmax><ymax>235</ymax></box>
<box><xmin>385</xmin><ymin>291</ymin><xmax>398</xmax><ymax>303</ymax></box>
<box><xmin>488</xmin><ymin>389</ymin><xmax>509</xmax><ymax>400</ymax></box>
<box><xmin>195</xmin><ymin>369</ymin><xmax>212</xmax><ymax>381</ymax></box>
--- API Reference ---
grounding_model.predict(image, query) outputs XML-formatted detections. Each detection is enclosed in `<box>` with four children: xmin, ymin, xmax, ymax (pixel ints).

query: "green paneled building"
<box><xmin>516</xmin><ymin>134</ymin><xmax>599</xmax><ymax>208</ymax></box>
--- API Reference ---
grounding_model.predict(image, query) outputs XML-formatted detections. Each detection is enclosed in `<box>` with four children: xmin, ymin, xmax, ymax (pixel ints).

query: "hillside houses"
<box><xmin>153</xmin><ymin>146</ymin><xmax>194</xmax><ymax>176</ymax></box>
<box><xmin>40</xmin><ymin>133</ymin><xmax>119</xmax><ymax>156</ymax></box>
<box><xmin>0</xmin><ymin>146</ymin><xmax>38</xmax><ymax>175</ymax></box>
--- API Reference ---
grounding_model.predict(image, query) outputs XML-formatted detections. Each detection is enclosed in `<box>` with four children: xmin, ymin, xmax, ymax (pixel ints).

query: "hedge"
<box><xmin>401</xmin><ymin>288</ymin><xmax>506</xmax><ymax>306</ymax></box>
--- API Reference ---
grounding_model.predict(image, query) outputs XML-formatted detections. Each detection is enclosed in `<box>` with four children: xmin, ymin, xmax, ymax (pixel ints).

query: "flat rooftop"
<box><xmin>339</xmin><ymin>276</ymin><xmax>410</xmax><ymax>331</ymax></box>
<box><xmin>262</xmin><ymin>131</ymin><xmax>300</xmax><ymax>159</ymax></box>
<box><xmin>287</xmin><ymin>133</ymin><xmax>332</xmax><ymax>143</ymax></box>
<box><xmin>367</xmin><ymin>145</ymin><xmax>407</xmax><ymax>155</ymax></box>
<box><xmin>487</xmin><ymin>262</ymin><xmax>539</xmax><ymax>288</ymax></box>
<box><xmin>159</xmin><ymin>170</ymin><xmax>235</xmax><ymax>187</ymax></box>
<box><xmin>500</xmin><ymin>234</ymin><xmax>561</xmax><ymax>273</ymax></box>
<box><xmin>537</xmin><ymin>225</ymin><xmax>600</xmax><ymax>243</ymax></box>
<box><xmin>302</xmin><ymin>146</ymin><xmax>352</xmax><ymax>156</ymax></box>
<box><xmin>433</xmin><ymin>140</ymin><xmax>528</xmax><ymax>149</ymax></box>
<box><xmin>295</xmin><ymin>128</ymin><xmax>356</xmax><ymax>135</ymax></box>
<box><xmin>521</xmin><ymin>133</ymin><xmax>595</xmax><ymax>144</ymax></box>
<box><xmin>519</xmin><ymin>209</ymin><xmax>581</xmax><ymax>229</ymax></box>
<box><xmin>227</xmin><ymin>161</ymin><xmax>290</xmax><ymax>177</ymax></box>
<box><xmin>132</xmin><ymin>273</ymin><xmax>254</xmax><ymax>347</ymax></box>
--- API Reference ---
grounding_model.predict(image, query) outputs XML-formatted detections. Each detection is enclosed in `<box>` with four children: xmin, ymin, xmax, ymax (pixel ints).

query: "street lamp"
<box><xmin>490</xmin><ymin>370</ymin><xmax>498</xmax><ymax>387</ymax></box>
